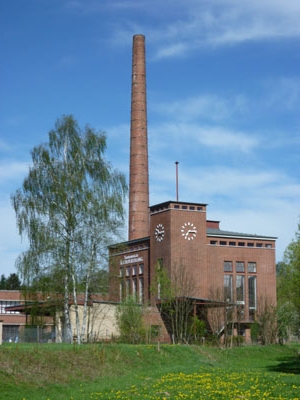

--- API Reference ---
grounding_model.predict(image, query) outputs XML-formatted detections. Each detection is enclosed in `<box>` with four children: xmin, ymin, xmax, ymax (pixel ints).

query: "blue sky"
<box><xmin>1</xmin><ymin>0</ymin><xmax>299</xmax><ymax>276</ymax></box>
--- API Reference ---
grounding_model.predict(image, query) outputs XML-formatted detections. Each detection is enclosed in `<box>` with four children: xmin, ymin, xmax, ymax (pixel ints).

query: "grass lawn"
<box><xmin>0</xmin><ymin>343</ymin><xmax>299</xmax><ymax>399</ymax></box>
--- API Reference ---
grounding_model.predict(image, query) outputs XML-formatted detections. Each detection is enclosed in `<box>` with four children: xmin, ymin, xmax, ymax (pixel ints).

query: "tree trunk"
<box><xmin>63</xmin><ymin>272</ymin><xmax>72</xmax><ymax>343</ymax></box>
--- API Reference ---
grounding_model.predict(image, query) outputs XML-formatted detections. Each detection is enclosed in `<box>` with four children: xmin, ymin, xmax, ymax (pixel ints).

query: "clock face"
<box><xmin>155</xmin><ymin>223</ymin><xmax>165</xmax><ymax>242</ymax></box>
<box><xmin>181</xmin><ymin>222</ymin><xmax>197</xmax><ymax>240</ymax></box>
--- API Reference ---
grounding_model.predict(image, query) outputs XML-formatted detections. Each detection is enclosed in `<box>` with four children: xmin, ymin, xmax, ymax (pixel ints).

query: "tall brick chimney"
<box><xmin>128</xmin><ymin>34</ymin><xmax>149</xmax><ymax>240</ymax></box>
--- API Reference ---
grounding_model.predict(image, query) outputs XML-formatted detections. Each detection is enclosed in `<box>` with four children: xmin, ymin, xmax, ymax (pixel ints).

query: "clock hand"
<box><xmin>185</xmin><ymin>230</ymin><xmax>196</xmax><ymax>236</ymax></box>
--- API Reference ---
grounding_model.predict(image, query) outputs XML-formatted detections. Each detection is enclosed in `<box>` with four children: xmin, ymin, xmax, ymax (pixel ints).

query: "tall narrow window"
<box><xmin>139</xmin><ymin>264</ymin><xmax>144</xmax><ymax>275</ymax></box>
<box><xmin>139</xmin><ymin>277</ymin><xmax>144</xmax><ymax>303</ymax></box>
<box><xmin>132</xmin><ymin>277</ymin><xmax>137</xmax><ymax>299</ymax></box>
<box><xmin>236</xmin><ymin>275</ymin><xmax>244</xmax><ymax>304</ymax></box>
<box><xmin>126</xmin><ymin>279</ymin><xmax>130</xmax><ymax>298</ymax></box>
<box><xmin>120</xmin><ymin>281</ymin><xmax>125</xmax><ymax>301</ymax></box>
<box><xmin>132</xmin><ymin>265</ymin><xmax>137</xmax><ymax>276</ymax></box>
<box><xmin>248</xmin><ymin>276</ymin><xmax>257</xmax><ymax>320</ymax></box>
<box><xmin>224</xmin><ymin>275</ymin><xmax>233</xmax><ymax>302</ymax></box>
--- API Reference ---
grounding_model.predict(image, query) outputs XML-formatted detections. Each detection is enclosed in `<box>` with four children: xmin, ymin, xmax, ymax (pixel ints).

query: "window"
<box><xmin>236</xmin><ymin>262</ymin><xmax>245</xmax><ymax>272</ymax></box>
<box><xmin>139</xmin><ymin>264</ymin><xmax>144</xmax><ymax>275</ymax></box>
<box><xmin>119</xmin><ymin>267</ymin><xmax>124</xmax><ymax>277</ymax></box>
<box><xmin>3</xmin><ymin>325</ymin><xmax>20</xmax><ymax>342</ymax></box>
<box><xmin>139</xmin><ymin>277</ymin><xmax>144</xmax><ymax>303</ymax></box>
<box><xmin>189</xmin><ymin>206</ymin><xmax>195</xmax><ymax>210</ymax></box>
<box><xmin>132</xmin><ymin>278</ymin><xmax>137</xmax><ymax>299</ymax></box>
<box><xmin>0</xmin><ymin>301</ymin><xmax>20</xmax><ymax>314</ymax></box>
<box><xmin>125</xmin><ymin>279</ymin><xmax>130</xmax><ymax>297</ymax></box>
<box><xmin>256</xmin><ymin>243</ymin><xmax>263</xmax><ymax>248</ymax></box>
<box><xmin>220</xmin><ymin>241</ymin><xmax>227</xmax><ymax>246</ymax></box>
<box><xmin>210</xmin><ymin>240</ymin><xmax>217</xmax><ymax>245</ymax></box>
<box><xmin>120</xmin><ymin>281</ymin><xmax>125</xmax><ymax>301</ymax></box>
<box><xmin>248</xmin><ymin>276</ymin><xmax>257</xmax><ymax>319</ymax></box>
<box><xmin>236</xmin><ymin>275</ymin><xmax>244</xmax><ymax>304</ymax></box>
<box><xmin>247</xmin><ymin>243</ymin><xmax>254</xmax><ymax>247</ymax></box>
<box><xmin>248</xmin><ymin>262</ymin><xmax>256</xmax><ymax>273</ymax></box>
<box><xmin>229</xmin><ymin>241</ymin><xmax>236</xmax><ymax>246</ymax></box>
<box><xmin>132</xmin><ymin>265</ymin><xmax>137</xmax><ymax>276</ymax></box>
<box><xmin>126</xmin><ymin>266</ymin><xmax>130</xmax><ymax>277</ymax></box>
<box><xmin>197</xmin><ymin>206</ymin><xmax>203</xmax><ymax>211</ymax></box>
<box><xmin>182</xmin><ymin>205</ymin><xmax>187</xmax><ymax>209</ymax></box>
<box><xmin>224</xmin><ymin>275</ymin><xmax>233</xmax><ymax>302</ymax></box>
<box><xmin>238</xmin><ymin>242</ymin><xmax>245</xmax><ymax>247</ymax></box>
<box><xmin>224</xmin><ymin>261</ymin><xmax>233</xmax><ymax>272</ymax></box>
<box><xmin>265</xmin><ymin>243</ymin><xmax>272</xmax><ymax>248</ymax></box>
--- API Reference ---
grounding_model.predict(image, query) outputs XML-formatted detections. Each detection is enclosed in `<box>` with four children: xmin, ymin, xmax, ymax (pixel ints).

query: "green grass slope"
<box><xmin>0</xmin><ymin>343</ymin><xmax>299</xmax><ymax>399</ymax></box>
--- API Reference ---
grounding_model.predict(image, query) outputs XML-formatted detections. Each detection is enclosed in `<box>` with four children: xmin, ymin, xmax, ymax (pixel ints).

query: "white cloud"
<box><xmin>152</xmin><ymin>94</ymin><xmax>248</xmax><ymax>122</ymax></box>
<box><xmin>149</xmin><ymin>122</ymin><xmax>258</xmax><ymax>154</ymax></box>
<box><xmin>0</xmin><ymin>202</ymin><xmax>26</xmax><ymax>276</ymax></box>
<box><xmin>197</xmin><ymin>127</ymin><xmax>258</xmax><ymax>152</ymax></box>
<box><xmin>0</xmin><ymin>139</ymin><xmax>11</xmax><ymax>151</ymax></box>
<box><xmin>67</xmin><ymin>0</ymin><xmax>300</xmax><ymax>59</ymax></box>
<box><xmin>262</xmin><ymin>77</ymin><xmax>300</xmax><ymax>112</ymax></box>
<box><xmin>149</xmin><ymin>0</ymin><xmax>300</xmax><ymax>58</ymax></box>
<box><xmin>0</xmin><ymin>161</ymin><xmax>29</xmax><ymax>185</ymax></box>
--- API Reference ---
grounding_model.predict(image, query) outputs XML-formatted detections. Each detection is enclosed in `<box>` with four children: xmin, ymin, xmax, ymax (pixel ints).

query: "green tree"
<box><xmin>277</xmin><ymin>302</ymin><xmax>299</xmax><ymax>343</ymax></box>
<box><xmin>5</xmin><ymin>273</ymin><xmax>21</xmax><ymax>290</ymax></box>
<box><xmin>278</xmin><ymin>223</ymin><xmax>300</xmax><ymax>316</ymax></box>
<box><xmin>151</xmin><ymin>261</ymin><xmax>198</xmax><ymax>344</ymax></box>
<box><xmin>0</xmin><ymin>274</ymin><xmax>6</xmax><ymax>289</ymax></box>
<box><xmin>115</xmin><ymin>296</ymin><xmax>145</xmax><ymax>344</ymax></box>
<box><xmin>12</xmin><ymin>115</ymin><xmax>127</xmax><ymax>343</ymax></box>
<box><xmin>276</xmin><ymin>223</ymin><xmax>300</xmax><ymax>341</ymax></box>
<box><xmin>189</xmin><ymin>316</ymin><xmax>206</xmax><ymax>344</ymax></box>
<box><xmin>0</xmin><ymin>273</ymin><xmax>21</xmax><ymax>290</ymax></box>
<box><xmin>256</xmin><ymin>297</ymin><xmax>277</xmax><ymax>345</ymax></box>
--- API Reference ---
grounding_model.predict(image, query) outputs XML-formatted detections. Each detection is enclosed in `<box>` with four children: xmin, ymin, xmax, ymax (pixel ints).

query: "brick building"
<box><xmin>109</xmin><ymin>201</ymin><xmax>276</xmax><ymax>341</ymax></box>
<box><xmin>108</xmin><ymin>35</ymin><xmax>277</xmax><ymax>343</ymax></box>
<box><xmin>0</xmin><ymin>290</ymin><xmax>26</xmax><ymax>342</ymax></box>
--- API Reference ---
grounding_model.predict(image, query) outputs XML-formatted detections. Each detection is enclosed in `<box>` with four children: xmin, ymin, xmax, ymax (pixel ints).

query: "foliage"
<box><xmin>250</xmin><ymin>321</ymin><xmax>260</xmax><ymax>343</ymax></box>
<box><xmin>277</xmin><ymin>302</ymin><xmax>300</xmax><ymax>343</ymax></box>
<box><xmin>115</xmin><ymin>296</ymin><xmax>145</xmax><ymax>344</ymax></box>
<box><xmin>256</xmin><ymin>297</ymin><xmax>277</xmax><ymax>345</ymax></box>
<box><xmin>0</xmin><ymin>273</ymin><xmax>21</xmax><ymax>290</ymax></box>
<box><xmin>0</xmin><ymin>343</ymin><xmax>299</xmax><ymax>399</ymax></box>
<box><xmin>151</xmin><ymin>261</ymin><xmax>198</xmax><ymax>344</ymax></box>
<box><xmin>276</xmin><ymin>221</ymin><xmax>300</xmax><ymax>339</ymax></box>
<box><xmin>11</xmin><ymin>115</ymin><xmax>127</xmax><ymax>343</ymax></box>
<box><xmin>189</xmin><ymin>316</ymin><xmax>207</xmax><ymax>343</ymax></box>
<box><xmin>278</xmin><ymin>223</ymin><xmax>300</xmax><ymax>314</ymax></box>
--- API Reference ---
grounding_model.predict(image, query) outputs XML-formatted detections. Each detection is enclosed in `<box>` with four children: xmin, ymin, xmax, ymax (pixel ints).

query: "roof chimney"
<box><xmin>128</xmin><ymin>34</ymin><xmax>149</xmax><ymax>240</ymax></box>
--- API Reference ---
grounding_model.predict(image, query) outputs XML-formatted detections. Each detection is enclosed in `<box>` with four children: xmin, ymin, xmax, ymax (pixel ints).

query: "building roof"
<box><xmin>150</xmin><ymin>200</ymin><xmax>207</xmax><ymax>211</ymax></box>
<box><xmin>207</xmin><ymin>228</ymin><xmax>277</xmax><ymax>240</ymax></box>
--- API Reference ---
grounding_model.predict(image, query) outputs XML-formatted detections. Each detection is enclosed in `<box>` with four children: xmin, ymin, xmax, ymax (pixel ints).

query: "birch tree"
<box><xmin>152</xmin><ymin>262</ymin><xmax>198</xmax><ymax>344</ymax></box>
<box><xmin>12</xmin><ymin>115</ymin><xmax>127</xmax><ymax>343</ymax></box>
